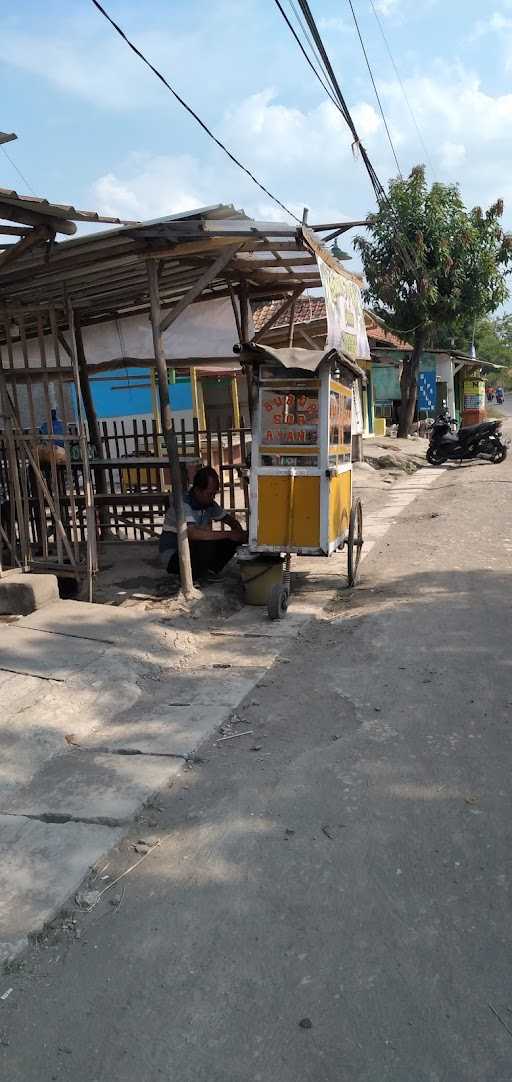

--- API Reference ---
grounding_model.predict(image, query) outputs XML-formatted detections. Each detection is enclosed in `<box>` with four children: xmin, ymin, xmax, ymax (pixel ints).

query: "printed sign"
<box><xmin>260</xmin><ymin>388</ymin><xmax>319</xmax><ymax>446</ymax></box>
<box><xmin>418</xmin><ymin>370</ymin><xmax>436</xmax><ymax>412</ymax></box>
<box><xmin>463</xmin><ymin>380</ymin><xmax>485</xmax><ymax>411</ymax></box>
<box><xmin>317</xmin><ymin>255</ymin><xmax>371</xmax><ymax>361</ymax></box>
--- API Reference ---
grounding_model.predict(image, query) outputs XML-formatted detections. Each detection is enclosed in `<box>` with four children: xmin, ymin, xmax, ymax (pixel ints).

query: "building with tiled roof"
<box><xmin>252</xmin><ymin>297</ymin><xmax>411</xmax><ymax>351</ymax></box>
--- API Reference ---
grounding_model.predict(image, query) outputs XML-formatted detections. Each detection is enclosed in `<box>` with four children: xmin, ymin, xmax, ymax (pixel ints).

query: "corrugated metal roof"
<box><xmin>0</xmin><ymin>186</ymin><xmax>139</xmax><ymax>225</ymax></box>
<box><xmin>0</xmin><ymin>204</ymin><xmax>324</xmax><ymax>344</ymax></box>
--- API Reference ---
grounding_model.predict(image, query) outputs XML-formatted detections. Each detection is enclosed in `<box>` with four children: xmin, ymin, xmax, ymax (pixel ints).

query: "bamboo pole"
<box><xmin>146</xmin><ymin>260</ymin><xmax>194</xmax><ymax>598</ymax></box>
<box><xmin>66</xmin><ymin>302</ymin><xmax>98</xmax><ymax>600</ymax></box>
<box><xmin>73</xmin><ymin>309</ymin><xmax>109</xmax><ymax>534</ymax></box>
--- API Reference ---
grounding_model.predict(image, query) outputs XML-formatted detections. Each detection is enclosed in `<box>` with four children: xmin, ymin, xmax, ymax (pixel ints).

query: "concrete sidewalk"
<box><xmin>0</xmin><ymin>596</ymin><xmax>320</xmax><ymax>962</ymax></box>
<box><xmin>0</xmin><ymin>465</ymin><xmax>442</xmax><ymax>962</ymax></box>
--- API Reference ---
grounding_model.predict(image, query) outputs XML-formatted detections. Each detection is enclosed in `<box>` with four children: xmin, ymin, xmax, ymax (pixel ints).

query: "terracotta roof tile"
<box><xmin>253</xmin><ymin>296</ymin><xmax>326</xmax><ymax>331</ymax></box>
<box><xmin>253</xmin><ymin>298</ymin><xmax>411</xmax><ymax>349</ymax></box>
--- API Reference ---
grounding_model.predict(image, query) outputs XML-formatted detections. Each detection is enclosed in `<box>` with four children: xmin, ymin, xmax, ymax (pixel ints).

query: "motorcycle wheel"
<box><xmin>491</xmin><ymin>443</ymin><xmax>507</xmax><ymax>464</ymax></box>
<box><xmin>426</xmin><ymin>446</ymin><xmax>447</xmax><ymax>465</ymax></box>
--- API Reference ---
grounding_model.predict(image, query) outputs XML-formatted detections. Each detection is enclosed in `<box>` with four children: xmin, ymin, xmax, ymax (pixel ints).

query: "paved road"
<box><xmin>2</xmin><ymin>431</ymin><xmax>512</xmax><ymax>1081</ymax></box>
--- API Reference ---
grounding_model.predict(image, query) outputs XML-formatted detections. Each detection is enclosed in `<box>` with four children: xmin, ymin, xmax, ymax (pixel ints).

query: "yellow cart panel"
<box><xmin>328</xmin><ymin>469</ymin><xmax>351</xmax><ymax>544</ymax></box>
<box><xmin>257</xmin><ymin>474</ymin><xmax>320</xmax><ymax>548</ymax></box>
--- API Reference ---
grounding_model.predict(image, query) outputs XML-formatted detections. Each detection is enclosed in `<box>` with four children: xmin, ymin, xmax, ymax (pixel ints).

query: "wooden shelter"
<box><xmin>0</xmin><ymin>191</ymin><xmax>362</xmax><ymax>596</ymax></box>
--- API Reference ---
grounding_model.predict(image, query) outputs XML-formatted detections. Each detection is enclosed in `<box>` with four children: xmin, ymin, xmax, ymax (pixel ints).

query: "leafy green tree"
<box><xmin>475</xmin><ymin>315</ymin><xmax>512</xmax><ymax>386</ymax></box>
<box><xmin>355</xmin><ymin>166</ymin><xmax>512</xmax><ymax>435</ymax></box>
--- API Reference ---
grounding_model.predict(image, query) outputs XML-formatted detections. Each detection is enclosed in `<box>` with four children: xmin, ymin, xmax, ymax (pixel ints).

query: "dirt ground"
<box><xmin>90</xmin><ymin>441</ymin><xmax>429</xmax><ymax>625</ymax></box>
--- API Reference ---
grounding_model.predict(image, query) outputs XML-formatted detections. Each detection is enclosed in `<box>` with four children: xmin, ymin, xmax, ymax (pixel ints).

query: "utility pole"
<box><xmin>146</xmin><ymin>260</ymin><xmax>194</xmax><ymax>598</ymax></box>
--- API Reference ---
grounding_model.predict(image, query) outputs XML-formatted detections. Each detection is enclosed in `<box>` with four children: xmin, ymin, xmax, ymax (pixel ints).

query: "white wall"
<box><xmin>4</xmin><ymin>298</ymin><xmax>251</xmax><ymax>370</ymax></box>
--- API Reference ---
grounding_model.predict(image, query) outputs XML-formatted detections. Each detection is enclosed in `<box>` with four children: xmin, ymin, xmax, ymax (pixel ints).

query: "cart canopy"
<box><xmin>242</xmin><ymin>343</ymin><xmax>367</xmax><ymax>382</ymax></box>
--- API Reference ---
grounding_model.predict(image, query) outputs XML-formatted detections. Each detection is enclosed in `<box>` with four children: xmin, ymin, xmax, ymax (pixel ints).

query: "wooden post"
<box><xmin>73</xmin><ymin>312</ymin><xmax>112</xmax><ymax>527</ymax></box>
<box><xmin>146</xmin><ymin>261</ymin><xmax>194</xmax><ymax>598</ymax></box>
<box><xmin>230</xmin><ymin>376</ymin><xmax>241</xmax><ymax>429</ymax></box>
<box><xmin>73</xmin><ymin>312</ymin><xmax>104</xmax><ymax>460</ymax></box>
<box><xmin>66</xmin><ymin>303</ymin><xmax>98</xmax><ymax>600</ymax></box>
<box><xmin>238</xmin><ymin>282</ymin><xmax>257</xmax><ymax>424</ymax></box>
<box><xmin>190</xmin><ymin>365</ymin><xmax>200</xmax><ymax>423</ymax></box>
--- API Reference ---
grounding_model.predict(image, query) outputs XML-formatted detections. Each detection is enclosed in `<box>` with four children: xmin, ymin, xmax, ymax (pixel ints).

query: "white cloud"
<box><xmin>89</xmin><ymin>90</ymin><xmax>383</xmax><ymax>228</ymax></box>
<box><xmin>92</xmin><ymin>154</ymin><xmax>214</xmax><ymax>220</ymax></box>
<box><xmin>374</xmin><ymin>0</ymin><xmax>401</xmax><ymax>15</ymax></box>
<box><xmin>471</xmin><ymin>10</ymin><xmax>512</xmax><ymax>39</ymax></box>
<box><xmin>352</xmin><ymin>102</ymin><xmax>382</xmax><ymax>138</ymax></box>
<box><xmin>90</xmin><ymin>67</ymin><xmax>512</xmax><ymax>247</ymax></box>
<box><xmin>318</xmin><ymin>16</ymin><xmax>350</xmax><ymax>32</ymax></box>
<box><xmin>0</xmin><ymin>20</ymin><xmax>203</xmax><ymax>111</ymax></box>
<box><xmin>439</xmin><ymin>142</ymin><xmax>466</xmax><ymax>169</ymax></box>
<box><xmin>221</xmin><ymin>90</ymin><xmax>381</xmax><ymax>168</ymax></box>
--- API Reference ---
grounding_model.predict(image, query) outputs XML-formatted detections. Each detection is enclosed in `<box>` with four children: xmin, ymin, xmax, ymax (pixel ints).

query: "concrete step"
<box><xmin>0</xmin><ymin>572</ymin><xmax>59</xmax><ymax>616</ymax></box>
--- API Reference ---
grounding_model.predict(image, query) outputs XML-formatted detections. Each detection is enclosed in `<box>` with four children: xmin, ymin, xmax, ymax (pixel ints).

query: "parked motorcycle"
<box><xmin>426</xmin><ymin>410</ymin><xmax>508</xmax><ymax>465</ymax></box>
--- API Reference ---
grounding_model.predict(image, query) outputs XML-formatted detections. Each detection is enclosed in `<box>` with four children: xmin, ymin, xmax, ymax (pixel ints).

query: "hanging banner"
<box><xmin>317</xmin><ymin>254</ymin><xmax>371</xmax><ymax>361</ymax></box>
<box><xmin>351</xmin><ymin>380</ymin><xmax>364</xmax><ymax>435</ymax></box>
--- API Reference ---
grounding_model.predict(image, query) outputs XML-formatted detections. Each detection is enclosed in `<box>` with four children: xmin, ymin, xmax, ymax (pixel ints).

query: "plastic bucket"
<box><xmin>238</xmin><ymin>553</ymin><xmax>284</xmax><ymax>606</ymax></box>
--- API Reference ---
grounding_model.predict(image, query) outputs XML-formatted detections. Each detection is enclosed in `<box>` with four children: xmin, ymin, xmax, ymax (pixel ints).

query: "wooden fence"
<box><xmin>0</xmin><ymin>414</ymin><xmax>252</xmax><ymax>567</ymax></box>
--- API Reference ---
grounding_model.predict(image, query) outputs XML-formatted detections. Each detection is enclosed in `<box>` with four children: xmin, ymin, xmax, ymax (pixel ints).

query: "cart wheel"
<box><xmin>347</xmin><ymin>498</ymin><xmax>363</xmax><ymax>587</ymax></box>
<box><xmin>268</xmin><ymin>584</ymin><xmax>289</xmax><ymax>620</ymax></box>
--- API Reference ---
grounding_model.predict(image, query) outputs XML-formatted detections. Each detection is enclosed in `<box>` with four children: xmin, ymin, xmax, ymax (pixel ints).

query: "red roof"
<box><xmin>253</xmin><ymin>296</ymin><xmax>326</xmax><ymax>331</ymax></box>
<box><xmin>365</xmin><ymin>316</ymin><xmax>411</xmax><ymax>350</ymax></box>
<box><xmin>253</xmin><ymin>297</ymin><xmax>411</xmax><ymax>349</ymax></box>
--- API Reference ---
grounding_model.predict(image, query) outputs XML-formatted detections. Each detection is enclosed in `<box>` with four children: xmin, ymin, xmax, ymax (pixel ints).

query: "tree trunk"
<box><xmin>398</xmin><ymin>327</ymin><xmax>425</xmax><ymax>438</ymax></box>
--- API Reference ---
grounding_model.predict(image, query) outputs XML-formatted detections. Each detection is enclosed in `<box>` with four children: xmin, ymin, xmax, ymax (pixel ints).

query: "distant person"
<box><xmin>159</xmin><ymin>466</ymin><xmax>247</xmax><ymax>581</ymax></box>
<box><xmin>39</xmin><ymin>407</ymin><xmax>65</xmax><ymax>448</ymax></box>
<box><xmin>496</xmin><ymin>386</ymin><xmax>504</xmax><ymax>405</ymax></box>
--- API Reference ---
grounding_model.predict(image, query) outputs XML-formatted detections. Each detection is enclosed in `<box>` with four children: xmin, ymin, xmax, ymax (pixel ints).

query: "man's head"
<box><xmin>191</xmin><ymin>466</ymin><xmax>220</xmax><ymax>507</ymax></box>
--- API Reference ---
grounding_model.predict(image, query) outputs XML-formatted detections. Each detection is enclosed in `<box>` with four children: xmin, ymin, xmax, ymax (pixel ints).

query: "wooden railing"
<box><xmin>0</xmin><ymin>416</ymin><xmax>252</xmax><ymax>564</ymax></box>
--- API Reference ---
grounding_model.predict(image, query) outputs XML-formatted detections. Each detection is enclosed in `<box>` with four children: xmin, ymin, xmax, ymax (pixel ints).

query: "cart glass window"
<box><xmin>329</xmin><ymin>389</ymin><xmax>352</xmax><ymax>464</ymax></box>
<box><xmin>260</xmin><ymin>386</ymin><xmax>319</xmax><ymax>465</ymax></box>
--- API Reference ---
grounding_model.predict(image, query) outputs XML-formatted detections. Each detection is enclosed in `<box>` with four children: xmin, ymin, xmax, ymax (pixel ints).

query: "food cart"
<box><xmin>241</xmin><ymin>344</ymin><xmax>364</xmax><ymax>619</ymax></box>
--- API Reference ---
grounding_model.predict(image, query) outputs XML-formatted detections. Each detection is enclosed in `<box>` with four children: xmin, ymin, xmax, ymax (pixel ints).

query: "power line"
<box><xmin>0</xmin><ymin>145</ymin><xmax>38</xmax><ymax>197</ymax></box>
<box><xmin>287</xmin><ymin>0</ymin><xmax>337</xmax><ymax>93</ymax></box>
<box><xmin>90</xmin><ymin>0</ymin><xmax>302</xmax><ymax>224</ymax></box>
<box><xmin>346</xmin><ymin>0</ymin><xmax>402</xmax><ymax>177</ymax></box>
<box><xmin>288</xmin><ymin>0</ymin><xmax>388</xmax><ymax>202</ymax></box>
<box><xmin>274</xmin><ymin>0</ymin><xmax>423</xmax><ymax>281</ymax></box>
<box><xmin>369</xmin><ymin>0</ymin><xmax>436</xmax><ymax>176</ymax></box>
<box><xmin>273</xmin><ymin>0</ymin><xmax>343</xmax><ymax>113</ymax></box>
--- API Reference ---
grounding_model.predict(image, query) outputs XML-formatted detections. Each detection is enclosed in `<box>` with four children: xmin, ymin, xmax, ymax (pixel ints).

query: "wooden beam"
<box><xmin>253</xmin><ymin>289</ymin><xmax>304</xmax><ymax>342</ymax></box>
<box><xmin>239</xmin><ymin>281</ymin><xmax>250</xmax><ymax>345</ymax></box>
<box><xmin>301</xmin><ymin>225</ymin><xmax>363</xmax><ymax>284</ymax></box>
<box><xmin>311</xmin><ymin>219</ymin><xmax>370</xmax><ymax>232</ymax></box>
<box><xmin>0</xmin><ymin>225</ymin><xmax>30</xmax><ymax>237</ymax></box>
<box><xmin>147</xmin><ymin>260</ymin><xmax>194</xmax><ymax>598</ymax></box>
<box><xmin>0</xmin><ymin>355</ymin><xmax>244</xmax><ymax>381</ymax></box>
<box><xmin>57</xmin><ymin>331</ymin><xmax>73</xmax><ymax>359</ymax></box>
<box><xmin>297</xmin><ymin>326</ymin><xmax>321</xmax><ymax>350</ymax></box>
<box><xmin>288</xmin><ymin>298</ymin><xmax>296</xmax><ymax>347</ymax></box>
<box><xmin>0</xmin><ymin>202</ymin><xmax>77</xmax><ymax>235</ymax></box>
<box><xmin>0</xmin><ymin>226</ymin><xmax>51</xmax><ymax>272</ymax></box>
<box><xmin>142</xmin><ymin>236</ymin><xmax>243</xmax><ymax>261</ymax></box>
<box><xmin>232</xmin><ymin>255</ymin><xmax>316</xmax><ymax>270</ymax></box>
<box><xmin>227</xmin><ymin>280</ymin><xmax>243</xmax><ymax>345</ymax></box>
<box><xmin>159</xmin><ymin>243</ymin><xmax>241</xmax><ymax>333</ymax></box>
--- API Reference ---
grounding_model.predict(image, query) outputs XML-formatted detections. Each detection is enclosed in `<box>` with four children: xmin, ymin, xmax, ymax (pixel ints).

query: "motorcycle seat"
<box><xmin>460</xmin><ymin>422</ymin><xmax>496</xmax><ymax>437</ymax></box>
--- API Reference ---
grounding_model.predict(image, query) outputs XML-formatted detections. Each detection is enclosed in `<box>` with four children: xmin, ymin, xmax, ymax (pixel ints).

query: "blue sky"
<box><xmin>2</xmin><ymin>0</ymin><xmax>512</xmax><ymax>257</ymax></box>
